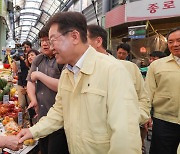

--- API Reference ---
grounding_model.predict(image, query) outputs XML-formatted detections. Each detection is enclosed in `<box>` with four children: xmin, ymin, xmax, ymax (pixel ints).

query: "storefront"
<box><xmin>105</xmin><ymin>0</ymin><xmax>180</xmax><ymax>61</ymax></box>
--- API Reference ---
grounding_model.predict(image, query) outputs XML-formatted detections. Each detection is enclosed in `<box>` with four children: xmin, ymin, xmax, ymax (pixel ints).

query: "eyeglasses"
<box><xmin>49</xmin><ymin>30</ymin><xmax>73</xmax><ymax>47</ymax></box>
<box><xmin>40</xmin><ymin>39</ymin><xmax>50</xmax><ymax>44</ymax></box>
<box><xmin>39</xmin><ymin>37</ymin><xmax>50</xmax><ymax>46</ymax></box>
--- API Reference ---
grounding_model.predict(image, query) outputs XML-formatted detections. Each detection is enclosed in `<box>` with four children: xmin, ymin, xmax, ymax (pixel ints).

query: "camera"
<box><xmin>11</xmin><ymin>48</ymin><xmax>24</xmax><ymax>61</ymax></box>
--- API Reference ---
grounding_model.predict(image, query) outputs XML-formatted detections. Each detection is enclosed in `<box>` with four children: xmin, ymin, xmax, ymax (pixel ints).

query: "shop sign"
<box><xmin>128</xmin><ymin>25</ymin><xmax>146</xmax><ymax>39</ymax></box>
<box><xmin>126</xmin><ymin>0</ymin><xmax>180</xmax><ymax>22</ymax></box>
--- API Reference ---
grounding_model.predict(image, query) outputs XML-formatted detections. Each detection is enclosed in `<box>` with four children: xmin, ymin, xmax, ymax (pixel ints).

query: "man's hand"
<box><xmin>19</xmin><ymin>56</ymin><xmax>24</xmax><ymax>61</ymax></box>
<box><xmin>143</xmin><ymin>118</ymin><xmax>152</xmax><ymax>131</ymax></box>
<box><xmin>17</xmin><ymin>128</ymin><xmax>33</xmax><ymax>144</ymax></box>
<box><xmin>31</xmin><ymin>71</ymin><xmax>43</xmax><ymax>82</ymax></box>
<box><xmin>2</xmin><ymin>135</ymin><xmax>23</xmax><ymax>151</ymax></box>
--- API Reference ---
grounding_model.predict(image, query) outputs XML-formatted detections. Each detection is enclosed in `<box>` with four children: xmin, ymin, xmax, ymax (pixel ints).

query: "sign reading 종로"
<box><xmin>126</xmin><ymin>0</ymin><xmax>180</xmax><ymax>22</ymax></box>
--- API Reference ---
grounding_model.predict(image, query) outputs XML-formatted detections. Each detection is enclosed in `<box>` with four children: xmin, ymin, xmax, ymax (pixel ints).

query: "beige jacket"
<box><xmin>120</xmin><ymin>60</ymin><xmax>150</xmax><ymax>124</ymax></box>
<box><xmin>145</xmin><ymin>54</ymin><xmax>180</xmax><ymax>124</ymax></box>
<box><xmin>30</xmin><ymin>47</ymin><xmax>141</xmax><ymax>154</ymax></box>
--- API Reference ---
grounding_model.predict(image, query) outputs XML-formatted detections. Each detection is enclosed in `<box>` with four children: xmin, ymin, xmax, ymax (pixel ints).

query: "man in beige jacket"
<box><xmin>87</xmin><ymin>24</ymin><xmax>150</xmax><ymax>154</ymax></box>
<box><xmin>17</xmin><ymin>11</ymin><xmax>141</xmax><ymax>154</ymax></box>
<box><xmin>87</xmin><ymin>24</ymin><xmax>150</xmax><ymax>125</ymax></box>
<box><xmin>145</xmin><ymin>27</ymin><xmax>180</xmax><ymax>154</ymax></box>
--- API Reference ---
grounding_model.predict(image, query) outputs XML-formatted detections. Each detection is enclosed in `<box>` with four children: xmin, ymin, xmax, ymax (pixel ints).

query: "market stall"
<box><xmin>0</xmin><ymin>68</ymin><xmax>37</xmax><ymax>154</ymax></box>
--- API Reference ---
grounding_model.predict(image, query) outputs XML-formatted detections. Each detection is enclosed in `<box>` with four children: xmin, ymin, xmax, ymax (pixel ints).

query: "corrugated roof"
<box><xmin>13</xmin><ymin>0</ymin><xmax>69</xmax><ymax>44</ymax></box>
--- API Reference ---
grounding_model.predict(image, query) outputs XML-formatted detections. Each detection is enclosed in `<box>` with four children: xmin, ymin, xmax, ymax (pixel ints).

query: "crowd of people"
<box><xmin>0</xmin><ymin>11</ymin><xmax>179</xmax><ymax>154</ymax></box>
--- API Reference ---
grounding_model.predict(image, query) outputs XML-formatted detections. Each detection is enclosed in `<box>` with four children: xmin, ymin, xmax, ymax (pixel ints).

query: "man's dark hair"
<box><xmin>87</xmin><ymin>24</ymin><xmax>107</xmax><ymax>49</ymax></box>
<box><xmin>38</xmin><ymin>26</ymin><xmax>49</xmax><ymax>38</ymax></box>
<box><xmin>150</xmin><ymin>51</ymin><xmax>167</xmax><ymax>58</ymax></box>
<box><xmin>116</xmin><ymin>43</ymin><xmax>131</xmax><ymax>53</ymax></box>
<box><xmin>167</xmin><ymin>27</ymin><xmax>180</xmax><ymax>40</ymax></box>
<box><xmin>47</xmin><ymin>11</ymin><xmax>87</xmax><ymax>43</ymax></box>
<box><xmin>22</xmin><ymin>41</ymin><xmax>32</xmax><ymax>48</ymax></box>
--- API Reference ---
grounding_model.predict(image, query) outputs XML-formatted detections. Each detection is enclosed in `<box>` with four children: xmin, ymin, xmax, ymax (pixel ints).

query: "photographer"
<box><xmin>12</xmin><ymin>41</ymin><xmax>32</xmax><ymax>108</ymax></box>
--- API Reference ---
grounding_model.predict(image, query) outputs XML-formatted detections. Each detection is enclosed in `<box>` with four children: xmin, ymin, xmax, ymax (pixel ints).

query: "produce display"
<box><xmin>0</xmin><ymin>68</ymin><xmax>38</xmax><ymax>153</ymax></box>
<box><xmin>0</xmin><ymin>103</ymin><xmax>22</xmax><ymax>121</ymax></box>
<box><xmin>0</xmin><ymin>78</ymin><xmax>12</xmax><ymax>101</ymax></box>
<box><xmin>0</xmin><ymin>78</ymin><xmax>8</xmax><ymax>89</ymax></box>
<box><xmin>4</xmin><ymin>119</ymin><xmax>21</xmax><ymax>135</ymax></box>
<box><xmin>23</xmin><ymin>139</ymin><xmax>36</xmax><ymax>146</ymax></box>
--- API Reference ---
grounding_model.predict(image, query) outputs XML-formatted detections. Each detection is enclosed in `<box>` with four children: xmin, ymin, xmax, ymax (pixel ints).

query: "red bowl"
<box><xmin>3</xmin><ymin>63</ymin><xmax>10</xmax><ymax>69</ymax></box>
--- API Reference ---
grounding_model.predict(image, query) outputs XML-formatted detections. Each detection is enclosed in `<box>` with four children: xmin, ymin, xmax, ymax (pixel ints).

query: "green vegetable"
<box><xmin>0</xmin><ymin>78</ymin><xmax>8</xmax><ymax>90</ymax></box>
<box><xmin>3</xmin><ymin>83</ymin><xmax>12</xmax><ymax>95</ymax></box>
<box><xmin>0</xmin><ymin>91</ymin><xmax>3</xmax><ymax>101</ymax></box>
<box><xmin>0</xmin><ymin>78</ymin><xmax>12</xmax><ymax>101</ymax></box>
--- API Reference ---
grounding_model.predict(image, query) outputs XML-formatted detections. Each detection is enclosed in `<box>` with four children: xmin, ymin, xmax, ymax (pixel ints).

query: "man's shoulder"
<box><xmin>120</xmin><ymin>60</ymin><xmax>141</xmax><ymax>72</ymax></box>
<box><xmin>85</xmin><ymin>47</ymin><xmax>126</xmax><ymax>72</ymax></box>
<box><xmin>96</xmin><ymin>52</ymin><xmax>120</xmax><ymax>67</ymax></box>
<box><xmin>33</xmin><ymin>54</ymin><xmax>44</xmax><ymax>64</ymax></box>
<box><xmin>148</xmin><ymin>55</ymin><xmax>175</xmax><ymax>74</ymax></box>
<box><xmin>120</xmin><ymin>60</ymin><xmax>137</xmax><ymax>67</ymax></box>
<box><xmin>96</xmin><ymin>52</ymin><xmax>128</xmax><ymax>73</ymax></box>
<box><xmin>150</xmin><ymin>56</ymin><xmax>170</xmax><ymax>68</ymax></box>
<box><xmin>33</xmin><ymin>54</ymin><xmax>45</xmax><ymax>66</ymax></box>
<box><xmin>153</xmin><ymin>54</ymin><xmax>173</xmax><ymax>63</ymax></box>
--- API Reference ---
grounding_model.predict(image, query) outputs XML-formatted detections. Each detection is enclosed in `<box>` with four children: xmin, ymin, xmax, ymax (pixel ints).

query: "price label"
<box><xmin>3</xmin><ymin>95</ymin><xmax>9</xmax><ymax>104</ymax></box>
<box><xmin>18</xmin><ymin>112</ymin><xmax>23</xmax><ymax>126</ymax></box>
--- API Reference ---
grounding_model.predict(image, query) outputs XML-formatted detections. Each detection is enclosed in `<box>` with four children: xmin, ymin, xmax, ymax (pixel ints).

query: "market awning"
<box><xmin>13</xmin><ymin>0</ymin><xmax>71</xmax><ymax>44</ymax></box>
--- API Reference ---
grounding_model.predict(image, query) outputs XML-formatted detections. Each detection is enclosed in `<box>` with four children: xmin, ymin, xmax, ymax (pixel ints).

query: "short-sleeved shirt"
<box><xmin>27</xmin><ymin>54</ymin><xmax>63</xmax><ymax>118</ymax></box>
